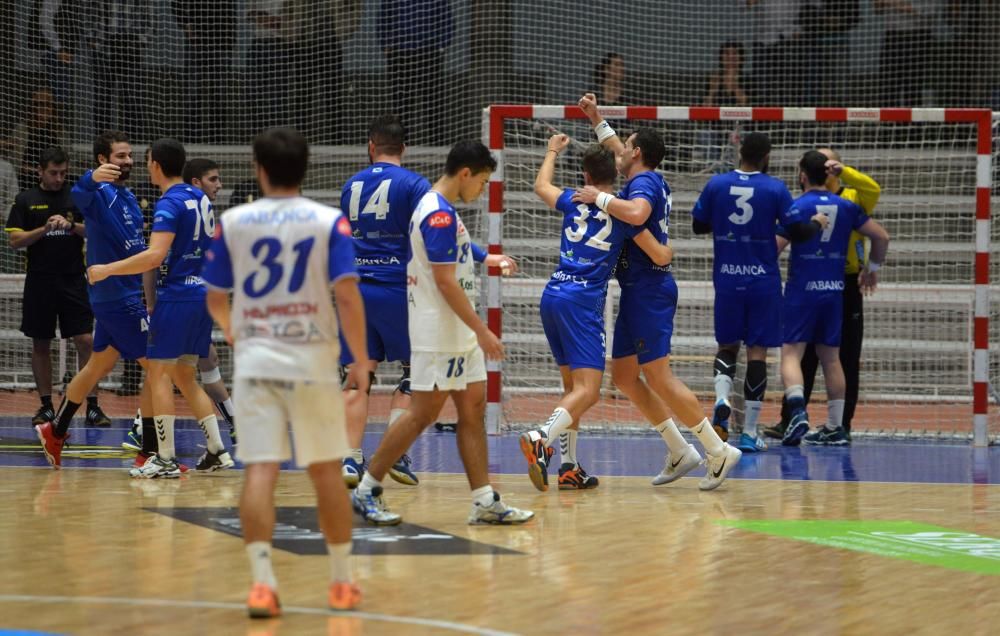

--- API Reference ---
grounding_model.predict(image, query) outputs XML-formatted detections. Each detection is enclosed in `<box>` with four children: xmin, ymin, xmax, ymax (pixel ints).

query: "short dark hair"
<box><xmin>581</xmin><ymin>144</ymin><xmax>616</xmax><ymax>185</ymax></box>
<box><xmin>150</xmin><ymin>138</ymin><xmax>187</xmax><ymax>179</ymax></box>
<box><xmin>38</xmin><ymin>146</ymin><xmax>68</xmax><ymax>169</ymax></box>
<box><xmin>631</xmin><ymin>128</ymin><xmax>665</xmax><ymax>169</ymax></box>
<box><xmin>740</xmin><ymin>132</ymin><xmax>771</xmax><ymax>167</ymax></box>
<box><xmin>183</xmin><ymin>158</ymin><xmax>219</xmax><ymax>184</ymax></box>
<box><xmin>592</xmin><ymin>52</ymin><xmax>624</xmax><ymax>88</ymax></box>
<box><xmin>93</xmin><ymin>130</ymin><xmax>129</xmax><ymax>163</ymax></box>
<box><xmin>253</xmin><ymin>128</ymin><xmax>309</xmax><ymax>188</ymax></box>
<box><xmin>369</xmin><ymin>115</ymin><xmax>406</xmax><ymax>156</ymax></box>
<box><xmin>800</xmin><ymin>150</ymin><xmax>829</xmax><ymax>186</ymax></box>
<box><xmin>718</xmin><ymin>41</ymin><xmax>745</xmax><ymax>69</ymax></box>
<box><xmin>444</xmin><ymin>140</ymin><xmax>496</xmax><ymax>177</ymax></box>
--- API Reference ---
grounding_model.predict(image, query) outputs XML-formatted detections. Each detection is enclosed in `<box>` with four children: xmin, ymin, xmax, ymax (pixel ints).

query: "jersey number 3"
<box><xmin>243</xmin><ymin>237</ymin><xmax>316</xmax><ymax>298</ymax></box>
<box><xmin>728</xmin><ymin>186</ymin><xmax>754</xmax><ymax>225</ymax></box>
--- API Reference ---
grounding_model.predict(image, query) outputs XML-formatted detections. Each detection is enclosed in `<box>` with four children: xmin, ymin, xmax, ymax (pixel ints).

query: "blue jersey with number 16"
<box><xmin>152</xmin><ymin>183</ymin><xmax>214</xmax><ymax>302</ymax></box>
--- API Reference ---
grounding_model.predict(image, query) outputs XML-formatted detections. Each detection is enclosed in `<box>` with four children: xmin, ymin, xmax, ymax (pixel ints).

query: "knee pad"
<box><xmin>396</xmin><ymin>363</ymin><xmax>411</xmax><ymax>396</ymax></box>
<box><xmin>200</xmin><ymin>365</ymin><xmax>223</xmax><ymax>385</ymax></box>
<box><xmin>713</xmin><ymin>349</ymin><xmax>737</xmax><ymax>378</ymax></box>
<box><xmin>744</xmin><ymin>359</ymin><xmax>768</xmax><ymax>401</ymax></box>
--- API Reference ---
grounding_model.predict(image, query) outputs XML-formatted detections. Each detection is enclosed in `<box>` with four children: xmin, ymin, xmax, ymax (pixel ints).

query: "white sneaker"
<box><xmin>652</xmin><ymin>444</ymin><xmax>703</xmax><ymax>486</ymax></box>
<box><xmin>468</xmin><ymin>493</ymin><xmax>534</xmax><ymax>525</ymax></box>
<box><xmin>699</xmin><ymin>444</ymin><xmax>742</xmax><ymax>491</ymax></box>
<box><xmin>351</xmin><ymin>486</ymin><xmax>402</xmax><ymax>526</ymax></box>
<box><xmin>130</xmin><ymin>454</ymin><xmax>181</xmax><ymax>479</ymax></box>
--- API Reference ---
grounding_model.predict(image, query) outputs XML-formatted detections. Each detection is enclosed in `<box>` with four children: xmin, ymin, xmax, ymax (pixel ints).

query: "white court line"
<box><xmin>0</xmin><ymin>594</ymin><xmax>519</xmax><ymax>636</ymax></box>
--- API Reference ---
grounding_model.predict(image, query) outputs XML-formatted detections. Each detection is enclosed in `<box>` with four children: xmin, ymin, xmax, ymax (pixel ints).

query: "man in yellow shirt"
<box><xmin>766</xmin><ymin>148</ymin><xmax>881</xmax><ymax>443</ymax></box>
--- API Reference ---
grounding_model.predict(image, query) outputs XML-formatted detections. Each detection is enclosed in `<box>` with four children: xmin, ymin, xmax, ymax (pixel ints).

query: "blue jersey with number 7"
<box><xmin>151</xmin><ymin>183</ymin><xmax>214</xmax><ymax>302</ymax></box>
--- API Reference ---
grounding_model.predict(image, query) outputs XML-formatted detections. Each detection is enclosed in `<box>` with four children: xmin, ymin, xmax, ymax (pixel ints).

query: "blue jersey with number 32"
<box><xmin>152</xmin><ymin>183</ymin><xmax>214</xmax><ymax>302</ymax></box>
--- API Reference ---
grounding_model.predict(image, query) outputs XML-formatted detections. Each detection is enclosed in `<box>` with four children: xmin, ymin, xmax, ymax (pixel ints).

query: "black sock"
<box><xmin>54</xmin><ymin>398</ymin><xmax>82</xmax><ymax>437</ymax></box>
<box><xmin>86</xmin><ymin>395</ymin><xmax>98</xmax><ymax>408</ymax></box>
<box><xmin>141</xmin><ymin>417</ymin><xmax>157</xmax><ymax>455</ymax></box>
<box><xmin>40</xmin><ymin>395</ymin><xmax>53</xmax><ymax>408</ymax></box>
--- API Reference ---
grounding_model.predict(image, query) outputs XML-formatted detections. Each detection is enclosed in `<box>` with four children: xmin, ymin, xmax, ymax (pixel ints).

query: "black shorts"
<box><xmin>21</xmin><ymin>272</ymin><xmax>94</xmax><ymax>340</ymax></box>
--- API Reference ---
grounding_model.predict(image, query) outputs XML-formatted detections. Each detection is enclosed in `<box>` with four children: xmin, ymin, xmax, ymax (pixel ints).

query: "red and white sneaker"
<box><xmin>328</xmin><ymin>581</ymin><xmax>361</xmax><ymax>611</ymax></box>
<box><xmin>247</xmin><ymin>582</ymin><xmax>281</xmax><ymax>618</ymax></box>
<box><xmin>35</xmin><ymin>422</ymin><xmax>66</xmax><ymax>469</ymax></box>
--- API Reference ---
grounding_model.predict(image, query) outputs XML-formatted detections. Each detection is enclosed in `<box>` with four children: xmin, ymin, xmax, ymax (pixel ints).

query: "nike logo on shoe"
<box><xmin>670</xmin><ymin>455</ymin><xmax>684</xmax><ymax>469</ymax></box>
<box><xmin>712</xmin><ymin>456</ymin><xmax>727</xmax><ymax>479</ymax></box>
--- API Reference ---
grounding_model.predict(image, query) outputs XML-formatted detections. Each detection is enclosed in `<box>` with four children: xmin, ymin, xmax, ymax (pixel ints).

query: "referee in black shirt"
<box><xmin>4</xmin><ymin>147</ymin><xmax>111</xmax><ymax>427</ymax></box>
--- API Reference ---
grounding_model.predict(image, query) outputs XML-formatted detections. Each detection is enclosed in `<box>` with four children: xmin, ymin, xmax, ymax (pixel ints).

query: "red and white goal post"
<box><xmin>482</xmin><ymin>105</ymin><xmax>997</xmax><ymax>446</ymax></box>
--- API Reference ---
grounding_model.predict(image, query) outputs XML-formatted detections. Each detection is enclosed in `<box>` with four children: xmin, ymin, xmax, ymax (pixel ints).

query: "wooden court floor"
<box><xmin>1</xmin><ymin>466</ymin><xmax>999</xmax><ymax>635</ymax></box>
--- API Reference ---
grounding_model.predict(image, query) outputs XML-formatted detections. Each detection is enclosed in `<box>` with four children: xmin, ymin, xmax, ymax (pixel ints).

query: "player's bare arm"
<box><xmin>858</xmin><ymin>218</ymin><xmax>890</xmax><ymax>296</ymax></box>
<box><xmin>205</xmin><ymin>289</ymin><xmax>232</xmax><ymax>345</ymax></box>
<box><xmin>534</xmin><ymin>134</ymin><xmax>571</xmax><ymax>208</ymax></box>
<box><xmin>87</xmin><ymin>231</ymin><xmax>173</xmax><ymax>284</ymax></box>
<box><xmin>633</xmin><ymin>229</ymin><xmax>673</xmax><ymax>267</ymax></box>
<box><xmin>430</xmin><ymin>262</ymin><xmax>504</xmax><ymax>361</ymax></box>
<box><xmin>578</xmin><ymin>92</ymin><xmax>625</xmax><ymax>156</ymax></box>
<box><xmin>483</xmin><ymin>253</ymin><xmax>518</xmax><ymax>276</ymax></box>
<box><xmin>91</xmin><ymin>163</ymin><xmax>122</xmax><ymax>183</ymax></box>
<box><xmin>573</xmin><ymin>186</ymin><xmax>652</xmax><ymax>226</ymax></box>
<box><xmin>333</xmin><ymin>276</ymin><xmax>370</xmax><ymax>399</ymax></box>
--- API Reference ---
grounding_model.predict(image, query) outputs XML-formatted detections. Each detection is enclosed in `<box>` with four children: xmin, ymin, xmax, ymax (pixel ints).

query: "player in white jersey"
<box><xmin>351</xmin><ymin>141</ymin><xmax>533</xmax><ymax>526</ymax></box>
<box><xmin>202</xmin><ymin>129</ymin><xmax>367</xmax><ymax>617</ymax></box>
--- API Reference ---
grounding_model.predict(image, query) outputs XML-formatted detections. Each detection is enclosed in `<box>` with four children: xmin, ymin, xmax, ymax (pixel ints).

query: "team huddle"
<box><xmin>25</xmin><ymin>92</ymin><xmax>889</xmax><ymax>617</ymax></box>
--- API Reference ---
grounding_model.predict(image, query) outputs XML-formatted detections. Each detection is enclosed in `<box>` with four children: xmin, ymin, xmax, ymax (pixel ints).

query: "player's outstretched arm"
<box><xmin>431</xmin><ymin>263</ymin><xmax>504</xmax><ymax>361</ymax></box>
<box><xmin>534</xmin><ymin>134</ymin><xmax>570</xmax><ymax>209</ymax></box>
<box><xmin>87</xmin><ymin>231</ymin><xmax>172</xmax><ymax>284</ymax></box>
<box><xmin>579</xmin><ymin>93</ymin><xmax>625</xmax><ymax>156</ymax></box>
<box><xmin>632</xmin><ymin>229</ymin><xmax>673</xmax><ymax>267</ymax></box>
<box><xmin>332</xmin><ymin>276</ymin><xmax>370</xmax><ymax>395</ymax></box>
<box><xmin>830</xmin><ymin>161</ymin><xmax>881</xmax><ymax>214</ymax></box>
<box><xmin>857</xmin><ymin>218</ymin><xmax>890</xmax><ymax>295</ymax></box>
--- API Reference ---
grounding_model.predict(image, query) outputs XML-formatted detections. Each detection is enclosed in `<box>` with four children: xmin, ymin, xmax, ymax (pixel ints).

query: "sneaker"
<box><xmin>129</xmin><ymin>454</ymin><xmax>182</xmax><ymax>479</ymax></box>
<box><xmin>342</xmin><ymin>457</ymin><xmax>363</xmax><ymax>489</ymax></box>
<box><xmin>121</xmin><ymin>425</ymin><xmax>142</xmax><ymax>452</ymax></box>
<box><xmin>85</xmin><ymin>404</ymin><xmax>112</xmax><ymax>428</ymax></box>
<box><xmin>35</xmin><ymin>421</ymin><xmax>66</xmax><ymax>469</ymax></box>
<box><xmin>652</xmin><ymin>444</ymin><xmax>703</xmax><ymax>486</ymax></box>
<box><xmin>803</xmin><ymin>426</ymin><xmax>850</xmax><ymax>446</ymax></box>
<box><xmin>329</xmin><ymin>581</ymin><xmax>362</xmax><ymax>611</ymax></box>
<box><xmin>782</xmin><ymin>410</ymin><xmax>810</xmax><ymax>447</ymax></box>
<box><xmin>712</xmin><ymin>398</ymin><xmax>731</xmax><ymax>442</ymax></box>
<box><xmin>247</xmin><ymin>582</ymin><xmax>281</xmax><ymax>619</ymax></box>
<box><xmin>131</xmin><ymin>452</ymin><xmax>150</xmax><ymax>469</ymax></box>
<box><xmin>195</xmin><ymin>450</ymin><xmax>235</xmax><ymax>472</ymax></box>
<box><xmin>468</xmin><ymin>492</ymin><xmax>534</xmax><ymax>525</ymax></box>
<box><xmin>351</xmin><ymin>486</ymin><xmax>402</xmax><ymax>526</ymax></box>
<box><xmin>763</xmin><ymin>421</ymin><xmax>787</xmax><ymax>440</ymax></box>
<box><xmin>518</xmin><ymin>429</ymin><xmax>554</xmax><ymax>492</ymax></box>
<box><xmin>699</xmin><ymin>444</ymin><xmax>742</xmax><ymax>491</ymax></box>
<box><xmin>737</xmin><ymin>432</ymin><xmax>768</xmax><ymax>453</ymax></box>
<box><xmin>557</xmin><ymin>463</ymin><xmax>599</xmax><ymax>490</ymax></box>
<box><xmin>388</xmin><ymin>453</ymin><xmax>419</xmax><ymax>486</ymax></box>
<box><xmin>32</xmin><ymin>404</ymin><xmax>55</xmax><ymax>427</ymax></box>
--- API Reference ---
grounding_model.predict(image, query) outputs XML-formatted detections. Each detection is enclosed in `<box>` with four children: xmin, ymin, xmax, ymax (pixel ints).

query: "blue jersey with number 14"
<box><xmin>152</xmin><ymin>183</ymin><xmax>214</xmax><ymax>302</ymax></box>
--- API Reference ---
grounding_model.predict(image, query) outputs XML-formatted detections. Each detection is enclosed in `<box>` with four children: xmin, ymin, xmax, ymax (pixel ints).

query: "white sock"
<box><xmin>358</xmin><ymin>472</ymin><xmax>381</xmax><ymax>495</ymax></box>
<box><xmin>471</xmin><ymin>484</ymin><xmax>495</xmax><ymax>507</ymax></box>
<box><xmin>388</xmin><ymin>408</ymin><xmax>406</xmax><ymax>427</ymax></box>
<box><xmin>349</xmin><ymin>448</ymin><xmax>364</xmax><ymax>463</ymax></box>
<box><xmin>785</xmin><ymin>384</ymin><xmax>805</xmax><ymax>402</ymax></box>
<box><xmin>217</xmin><ymin>398</ymin><xmax>235</xmax><ymax>424</ymax></box>
<box><xmin>154</xmin><ymin>415</ymin><xmax>176</xmax><ymax>460</ymax></box>
<box><xmin>558</xmin><ymin>429</ymin><xmax>578</xmax><ymax>466</ymax></box>
<box><xmin>714</xmin><ymin>373</ymin><xmax>733</xmax><ymax>403</ymax></box>
<box><xmin>691</xmin><ymin>417</ymin><xmax>725</xmax><ymax>456</ymax></box>
<box><xmin>827</xmin><ymin>399</ymin><xmax>845</xmax><ymax>431</ymax></box>
<box><xmin>655</xmin><ymin>418</ymin><xmax>688</xmax><ymax>456</ymax></box>
<box><xmin>539</xmin><ymin>407</ymin><xmax>573</xmax><ymax>445</ymax></box>
<box><xmin>246</xmin><ymin>542</ymin><xmax>278</xmax><ymax>589</ymax></box>
<box><xmin>198</xmin><ymin>414</ymin><xmax>225</xmax><ymax>454</ymax></box>
<box><xmin>328</xmin><ymin>542</ymin><xmax>352</xmax><ymax>583</ymax></box>
<box><xmin>744</xmin><ymin>401</ymin><xmax>762</xmax><ymax>437</ymax></box>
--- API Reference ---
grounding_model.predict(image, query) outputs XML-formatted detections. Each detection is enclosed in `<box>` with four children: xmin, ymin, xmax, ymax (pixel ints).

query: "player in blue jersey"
<box><xmin>777</xmin><ymin>151</ymin><xmax>889</xmax><ymax>446</ymax></box>
<box><xmin>564</xmin><ymin>93</ymin><xmax>742</xmax><ymax>491</ymax></box>
<box><xmin>35</xmin><ymin>131</ymin><xmax>155</xmax><ymax>469</ymax></box>
<box><xmin>89</xmin><ymin>138</ymin><xmax>234</xmax><ymax>477</ymax></box>
<box><xmin>519</xmin><ymin>133</ymin><xmax>674</xmax><ymax>491</ymax></box>
<box><xmin>691</xmin><ymin>132</ymin><xmax>829</xmax><ymax>453</ymax></box>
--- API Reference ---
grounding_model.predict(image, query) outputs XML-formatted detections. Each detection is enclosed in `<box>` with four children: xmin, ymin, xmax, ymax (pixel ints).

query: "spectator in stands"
<box><xmin>380</xmin><ymin>0</ymin><xmax>454</xmax><ymax>145</ymax></box>
<box><xmin>4</xmin><ymin>146</ymin><xmax>109</xmax><ymax>427</ymax></box>
<box><xmin>38</xmin><ymin>0</ymin><xmax>83</xmax><ymax>121</ymax></box>
<box><xmin>247</xmin><ymin>1</ymin><xmax>292</xmax><ymax>133</ymax></box>
<box><xmin>874</xmin><ymin>0</ymin><xmax>941</xmax><ymax>106</ymax></box>
<box><xmin>171</xmin><ymin>1</ymin><xmax>237</xmax><ymax>143</ymax></box>
<box><xmin>0</xmin><ymin>157</ymin><xmax>18</xmax><ymax>212</ymax></box>
<box><xmin>799</xmin><ymin>1</ymin><xmax>860</xmax><ymax>105</ymax></box>
<box><xmin>87</xmin><ymin>0</ymin><xmax>153</xmax><ymax>138</ymax></box>
<box><xmin>592</xmin><ymin>53</ymin><xmax>632</xmax><ymax>106</ymax></box>
<box><xmin>938</xmin><ymin>0</ymin><xmax>983</xmax><ymax>106</ymax></box>
<box><xmin>703</xmin><ymin>42</ymin><xmax>748</xmax><ymax>107</ymax></box>
<box><xmin>746</xmin><ymin>0</ymin><xmax>803</xmax><ymax>105</ymax></box>
<box><xmin>0</xmin><ymin>88</ymin><xmax>66</xmax><ymax>192</ymax></box>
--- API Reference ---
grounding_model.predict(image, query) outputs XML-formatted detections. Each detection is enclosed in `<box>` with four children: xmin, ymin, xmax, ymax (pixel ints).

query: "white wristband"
<box><xmin>867</xmin><ymin>262</ymin><xmax>881</xmax><ymax>273</ymax></box>
<box><xmin>596</xmin><ymin>192</ymin><xmax>614</xmax><ymax>212</ymax></box>
<box><xmin>594</xmin><ymin>120</ymin><xmax>616</xmax><ymax>143</ymax></box>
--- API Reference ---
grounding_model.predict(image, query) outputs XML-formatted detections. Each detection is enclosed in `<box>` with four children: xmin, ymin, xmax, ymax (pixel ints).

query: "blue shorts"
<box><xmin>540</xmin><ymin>292</ymin><xmax>606</xmax><ymax>371</ymax></box>
<box><xmin>340</xmin><ymin>282</ymin><xmax>409</xmax><ymax>366</ymax></box>
<box><xmin>783</xmin><ymin>293</ymin><xmax>842</xmax><ymax>347</ymax></box>
<box><xmin>714</xmin><ymin>287</ymin><xmax>783</xmax><ymax>348</ymax></box>
<box><xmin>612</xmin><ymin>277</ymin><xmax>677</xmax><ymax>364</ymax></box>
<box><xmin>147</xmin><ymin>300</ymin><xmax>213</xmax><ymax>361</ymax></box>
<box><xmin>92</xmin><ymin>295</ymin><xmax>149</xmax><ymax>361</ymax></box>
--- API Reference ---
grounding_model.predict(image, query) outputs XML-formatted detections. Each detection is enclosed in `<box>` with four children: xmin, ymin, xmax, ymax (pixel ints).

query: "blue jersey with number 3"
<box><xmin>616</xmin><ymin>171</ymin><xmax>671</xmax><ymax>286</ymax></box>
<box><xmin>544</xmin><ymin>188</ymin><xmax>638</xmax><ymax>311</ymax></box>
<box><xmin>340</xmin><ymin>162</ymin><xmax>431</xmax><ymax>285</ymax></box>
<box><xmin>691</xmin><ymin>170</ymin><xmax>799</xmax><ymax>292</ymax></box>
<box><xmin>152</xmin><ymin>183</ymin><xmax>214</xmax><ymax>302</ymax></box>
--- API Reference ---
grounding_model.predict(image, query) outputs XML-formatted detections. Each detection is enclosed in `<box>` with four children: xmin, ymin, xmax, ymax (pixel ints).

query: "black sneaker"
<box><xmin>195</xmin><ymin>450</ymin><xmax>235</xmax><ymax>471</ymax></box>
<box><xmin>85</xmin><ymin>404</ymin><xmax>112</xmax><ymax>427</ymax></box>
<box><xmin>763</xmin><ymin>421</ymin><xmax>788</xmax><ymax>440</ymax></box>
<box><xmin>803</xmin><ymin>426</ymin><xmax>850</xmax><ymax>446</ymax></box>
<box><xmin>32</xmin><ymin>404</ymin><xmax>55</xmax><ymax>427</ymax></box>
<box><xmin>558</xmin><ymin>463</ymin><xmax>600</xmax><ymax>490</ymax></box>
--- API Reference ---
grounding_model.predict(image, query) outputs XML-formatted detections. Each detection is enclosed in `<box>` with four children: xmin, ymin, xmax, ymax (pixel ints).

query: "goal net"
<box><xmin>484</xmin><ymin>105</ymin><xmax>998</xmax><ymax>444</ymax></box>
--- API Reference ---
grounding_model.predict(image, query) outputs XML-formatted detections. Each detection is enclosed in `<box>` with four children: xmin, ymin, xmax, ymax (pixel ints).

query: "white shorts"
<box><xmin>233</xmin><ymin>378</ymin><xmax>349</xmax><ymax>467</ymax></box>
<box><xmin>410</xmin><ymin>347</ymin><xmax>487</xmax><ymax>392</ymax></box>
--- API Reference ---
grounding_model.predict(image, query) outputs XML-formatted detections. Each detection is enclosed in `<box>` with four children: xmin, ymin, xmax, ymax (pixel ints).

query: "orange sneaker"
<box><xmin>247</xmin><ymin>582</ymin><xmax>281</xmax><ymax>619</ymax></box>
<box><xmin>328</xmin><ymin>581</ymin><xmax>361</xmax><ymax>611</ymax></box>
<box><xmin>35</xmin><ymin>421</ymin><xmax>66</xmax><ymax>469</ymax></box>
